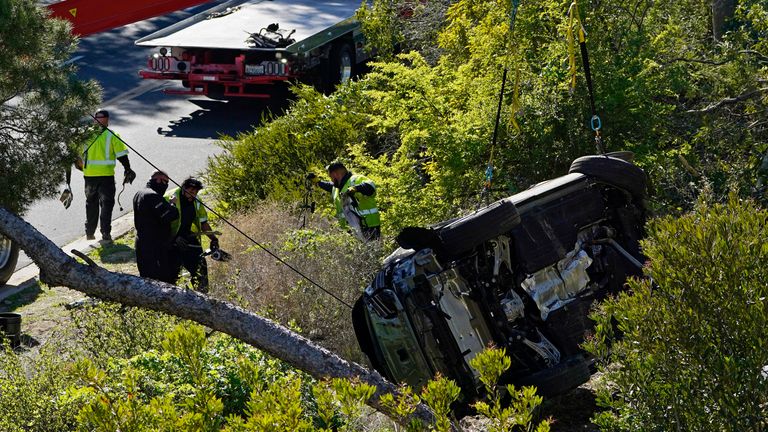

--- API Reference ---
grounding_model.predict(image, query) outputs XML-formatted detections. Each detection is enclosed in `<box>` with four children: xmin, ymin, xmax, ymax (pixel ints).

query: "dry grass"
<box><xmin>208</xmin><ymin>202</ymin><xmax>386</xmax><ymax>363</ymax></box>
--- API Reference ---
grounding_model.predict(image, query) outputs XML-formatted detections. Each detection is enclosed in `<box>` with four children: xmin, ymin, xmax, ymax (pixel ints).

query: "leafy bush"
<box><xmin>586</xmin><ymin>196</ymin><xmax>768</xmax><ymax>431</ymax></box>
<box><xmin>69</xmin><ymin>301</ymin><xmax>179</xmax><ymax>367</ymax></box>
<box><xmin>469</xmin><ymin>347</ymin><xmax>551</xmax><ymax>432</ymax></box>
<box><xmin>0</xmin><ymin>343</ymin><xmax>81</xmax><ymax>431</ymax></box>
<box><xmin>205</xmin><ymin>84</ymin><xmax>371</xmax><ymax>212</ymax></box>
<box><xmin>73</xmin><ymin>324</ymin><xmax>313</xmax><ymax>431</ymax></box>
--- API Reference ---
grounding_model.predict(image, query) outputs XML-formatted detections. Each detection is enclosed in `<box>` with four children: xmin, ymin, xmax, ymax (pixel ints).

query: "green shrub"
<box><xmin>586</xmin><ymin>196</ymin><xmax>768</xmax><ymax>431</ymax></box>
<box><xmin>469</xmin><ymin>347</ymin><xmax>551</xmax><ymax>432</ymax></box>
<box><xmin>0</xmin><ymin>343</ymin><xmax>81</xmax><ymax>432</ymax></box>
<box><xmin>69</xmin><ymin>301</ymin><xmax>179</xmax><ymax>367</ymax></box>
<box><xmin>205</xmin><ymin>84</ymin><xmax>371</xmax><ymax>212</ymax></box>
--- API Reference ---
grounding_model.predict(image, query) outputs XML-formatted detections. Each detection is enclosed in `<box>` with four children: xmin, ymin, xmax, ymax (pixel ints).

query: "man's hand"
<box><xmin>124</xmin><ymin>168</ymin><xmax>136</xmax><ymax>185</ymax></box>
<box><xmin>210</xmin><ymin>237</ymin><xmax>220</xmax><ymax>251</ymax></box>
<box><xmin>345</xmin><ymin>186</ymin><xmax>357</xmax><ymax>197</ymax></box>
<box><xmin>306</xmin><ymin>173</ymin><xmax>320</xmax><ymax>184</ymax></box>
<box><xmin>59</xmin><ymin>186</ymin><xmax>73</xmax><ymax>209</ymax></box>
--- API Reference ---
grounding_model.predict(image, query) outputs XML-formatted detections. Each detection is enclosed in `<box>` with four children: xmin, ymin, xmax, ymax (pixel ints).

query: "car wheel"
<box><xmin>438</xmin><ymin>198</ymin><xmax>521</xmax><ymax>260</ymax></box>
<box><xmin>0</xmin><ymin>235</ymin><xmax>20</xmax><ymax>286</ymax></box>
<box><xmin>569</xmin><ymin>155</ymin><xmax>647</xmax><ymax>197</ymax></box>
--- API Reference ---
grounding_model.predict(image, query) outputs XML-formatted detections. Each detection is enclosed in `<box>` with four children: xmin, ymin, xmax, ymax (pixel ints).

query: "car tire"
<box><xmin>0</xmin><ymin>236</ymin><xmax>20</xmax><ymax>286</ymax></box>
<box><xmin>569</xmin><ymin>155</ymin><xmax>647</xmax><ymax>197</ymax></box>
<box><xmin>438</xmin><ymin>198</ymin><xmax>521</xmax><ymax>260</ymax></box>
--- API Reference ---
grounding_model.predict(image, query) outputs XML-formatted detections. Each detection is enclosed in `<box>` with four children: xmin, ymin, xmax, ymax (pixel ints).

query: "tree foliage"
<box><xmin>208</xmin><ymin>0</ymin><xmax>768</xmax><ymax>231</ymax></box>
<box><xmin>586</xmin><ymin>195</ymin><xmax>768</xmax><ymax>431</ymax></box>
<box><xmin>0</xmin><ymin>0</ymin><xmax>100</xmax><ymax>214</ymax></box>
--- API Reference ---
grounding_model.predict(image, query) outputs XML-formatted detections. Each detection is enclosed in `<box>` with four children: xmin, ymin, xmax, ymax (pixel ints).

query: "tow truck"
<box><xmin>49</xmin><ymin>0</ymin><xmax>368</xmax><ymax>100</ymax></box>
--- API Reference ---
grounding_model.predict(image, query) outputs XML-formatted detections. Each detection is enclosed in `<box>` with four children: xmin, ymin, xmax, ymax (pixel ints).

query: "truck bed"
<box><xmin>135</xmin><ymin>0</ymin><xmax>361</xmax><ymax>53</ymax></box>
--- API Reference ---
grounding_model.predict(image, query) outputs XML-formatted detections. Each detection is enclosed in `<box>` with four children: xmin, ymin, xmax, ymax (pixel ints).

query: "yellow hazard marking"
<box><xmin>69</xmin><ymin>8</ymin><xmax>77</xmax><ymax>18</ymax></box>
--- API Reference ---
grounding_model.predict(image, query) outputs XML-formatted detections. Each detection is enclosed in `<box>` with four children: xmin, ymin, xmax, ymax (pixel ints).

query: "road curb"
<box><xmin>0</xmin><ymin>212</ymin><xmax>136</xmax><ymax>302</ymax></box>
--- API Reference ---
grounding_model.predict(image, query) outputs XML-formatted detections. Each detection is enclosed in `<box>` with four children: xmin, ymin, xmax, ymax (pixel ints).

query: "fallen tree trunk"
<box><xmin>0</xmin><ymin>207</ymin><xmax>447</xmax><ymax>429</ymax></box>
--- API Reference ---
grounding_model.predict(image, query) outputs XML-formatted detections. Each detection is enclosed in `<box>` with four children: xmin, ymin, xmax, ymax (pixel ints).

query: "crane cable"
<box><xmin>481</xmin><ymin>0</ymin><xmax>522</xmax><ymax>203</ymax></box>
<box><xmin>90</xmin><ymin>116</ymin><xmax>353</xmax><ymax>309</ymax></box>
<box><xmin>567</xmin><ymin>0</ymin><xmax>606</xmax><ymax>154</ymax></box>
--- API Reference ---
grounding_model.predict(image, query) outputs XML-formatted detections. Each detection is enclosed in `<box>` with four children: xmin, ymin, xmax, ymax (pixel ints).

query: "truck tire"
<box><xmin>569</xmin><ymin>155</ymin><xmax>647</xmax><ymax>197</ymax></box>
<box><xmin>0</xmin><ymin>235</ymin><xmax>20</xmax><ymax>286</ymax></box>
<box><xmin>438</xmin><ymin>198</ymin><xmax>520</xmax><ymax>260</ymax></box>
<box><xmin>323</xmin><ymin>42</ymin><xmax>355</xmax><ymax>92</ymax></box>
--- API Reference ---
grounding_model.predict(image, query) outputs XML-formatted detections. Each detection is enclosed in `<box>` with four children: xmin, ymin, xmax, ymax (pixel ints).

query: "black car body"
<box><xmin>352</xmin><ymin>155</ymin><xmax>648</xmax><ymax>401</ymax></box>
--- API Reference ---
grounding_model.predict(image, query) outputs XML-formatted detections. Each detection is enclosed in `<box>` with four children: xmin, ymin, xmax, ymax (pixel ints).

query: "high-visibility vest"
<box><xmin>82</xmin><ymin>129</ymin><xmax>128</xmax><ymax>177</ymax></box>
<box><xmin>332</xmin><ymin>174</ymin><xmax>380</xmax><ymax>228</ymax></box>
<box><xmin>165</xmin><ymin>187</ymin><xmax>209</xmax><ymax>237</ymax></box>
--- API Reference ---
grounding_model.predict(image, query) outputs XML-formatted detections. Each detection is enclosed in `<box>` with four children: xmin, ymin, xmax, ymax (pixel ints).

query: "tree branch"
<box><xmin>0</xmin><ymin>207</ymin><xmax>452</xmax><ymax>430</ymax></box>
<box><xmin>685</xmin><ymin>87</ymin><xmax>768</xmax><ymax>114</ymax></box>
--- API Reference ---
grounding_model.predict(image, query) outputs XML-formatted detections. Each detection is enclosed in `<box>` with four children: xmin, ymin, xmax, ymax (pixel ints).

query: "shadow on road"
<box><xmin>156</xmin><ymin>99</ymin><xmax>285</xmax><ymax>139</ymax></box>
<box><xmin>0</xmin><ymin>283</ymin><xmax>43</xmax><ymax>313</ymax></box>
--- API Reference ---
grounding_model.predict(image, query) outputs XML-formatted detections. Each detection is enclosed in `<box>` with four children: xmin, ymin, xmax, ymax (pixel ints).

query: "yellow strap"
<box><xmin>567</xmin><ymin>1</ymin><xmax>586</xmax><ymax>92</ymax></box>
<box><xmin>510</xmin><ymin>64</ymin><xmax>522</xmax><ymax>133</ymax></box>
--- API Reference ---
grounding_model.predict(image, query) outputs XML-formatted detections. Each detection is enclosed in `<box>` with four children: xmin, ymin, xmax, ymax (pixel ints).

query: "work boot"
<box><xmin>86</xmin><ymin>233</ymin><xmax>96</xmax><ymax>240</ymax></box>
<box><xmin>99</xmin><ymin>233</ymin><xmax>112</xmax><ymax>245</ymax></box>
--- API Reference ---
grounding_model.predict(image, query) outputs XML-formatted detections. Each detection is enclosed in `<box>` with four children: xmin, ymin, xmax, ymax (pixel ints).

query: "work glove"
<box><xmin>59</xmin><ymin>186</ymin><xmax>73</xmax><ymax>209</ymax></box>
<box><xmin>305</xmin><ymin>172</ymin><xmax>320</xmax><ymax>184</ymax></box>
<box><xmin>210</xmin><ymin>237</ymin><xmax>220</xmax><ymax>251</ymax></box>
<box><xmin>345</xmin><ymin>186</ymin><xmax>357</xmax><ymax>197</ymax></box>
<box><xmin>123</xmin><ymin>168</ymin><xmax>136</xmax><ymax>185</ymax></box>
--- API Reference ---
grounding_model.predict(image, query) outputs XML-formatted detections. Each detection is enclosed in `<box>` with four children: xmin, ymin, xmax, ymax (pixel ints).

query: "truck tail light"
<box><xmin>148</xmin><ymin>55</ymin><xmax>190</xmax><ymax>73</ymax></box>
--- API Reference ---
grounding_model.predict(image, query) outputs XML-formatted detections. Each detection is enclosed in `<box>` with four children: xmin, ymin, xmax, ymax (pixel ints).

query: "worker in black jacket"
<box><xmin>132</xmin><ymin>171</ymin><xmax>178</xmax><ymax>283</ymax></box>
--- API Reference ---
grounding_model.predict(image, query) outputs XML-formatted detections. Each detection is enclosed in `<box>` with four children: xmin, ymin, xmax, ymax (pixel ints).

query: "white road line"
<box><xmin>61</xmin><ymin>55</ymin><xmax>84</xmax><ymax>66</ymax></box>
<box><xmin>101</xmin><ymin>80</ymin><xmax>170</xmax><ymax>108</ymax></box>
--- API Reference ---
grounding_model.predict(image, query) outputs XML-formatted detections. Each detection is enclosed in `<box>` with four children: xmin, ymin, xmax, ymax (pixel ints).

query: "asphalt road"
<box><xmin>16</xmin><ymin>3</ymin><xmax>270</xmax><ymax>269</ymax></box>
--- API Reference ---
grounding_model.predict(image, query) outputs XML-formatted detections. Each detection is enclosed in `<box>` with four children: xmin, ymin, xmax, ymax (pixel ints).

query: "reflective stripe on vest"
<box><xmin>86</xmin><ymin>160</ymin><xmax>116</xmax><ymax>166</ymax></box>
<box><xmin>104</xmin><ymin>132</ymin><xmax>111</xmax><ymax>160</ymax></box>
<box><xmin>356</xmin><ymin>208</ymin><xmax>379</xmax><ymax>216</ymax></box>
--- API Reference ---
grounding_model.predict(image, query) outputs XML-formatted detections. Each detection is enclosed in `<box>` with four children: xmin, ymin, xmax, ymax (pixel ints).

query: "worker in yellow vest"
<box><xmin>165</xmin><ymin>177</ymin><xmax>219</xmax><ymax>293</ymax></box>
<box><xmin>75</xmin><ymin>110</ymin><xmax>136</xmax><ymax>244</ymax></box>
<box><xmin>309</xmin><ymin>161</ymin><xmax>381</xmax><ymax>241</ymax></box>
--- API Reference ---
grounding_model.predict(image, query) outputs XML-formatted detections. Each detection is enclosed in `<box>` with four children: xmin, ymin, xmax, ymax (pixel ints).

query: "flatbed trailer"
<box><xmin>135</xmin><ymin>0</ymin><xmax>368</xmax><ymax>99</ymax></box>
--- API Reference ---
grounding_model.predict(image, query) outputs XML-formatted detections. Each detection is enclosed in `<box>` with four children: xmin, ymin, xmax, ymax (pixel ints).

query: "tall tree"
<box><xmin>712</xmin><ymin>0</ymin><xmax>737</xmax><ymax>41</ymax></box>
<box><xmin>0</xmin><ymin>0</ymin><xmax>100</xmax><ymax>215</ymax></box>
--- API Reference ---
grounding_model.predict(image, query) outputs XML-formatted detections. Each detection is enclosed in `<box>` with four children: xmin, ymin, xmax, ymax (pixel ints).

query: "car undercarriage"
<box><xmin>353</xmin><ymin>154</ymin><xmax>648</xmax><ymax>405</ymax></box>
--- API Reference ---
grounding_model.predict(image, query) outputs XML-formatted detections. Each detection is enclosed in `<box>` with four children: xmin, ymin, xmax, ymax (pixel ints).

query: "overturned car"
<box><xmin>352</xmin><ymin>154</ymin><xmax>648</xmax><ymax>401</ymax></box>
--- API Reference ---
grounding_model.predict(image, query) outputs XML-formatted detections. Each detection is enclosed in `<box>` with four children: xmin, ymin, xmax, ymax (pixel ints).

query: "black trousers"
<box><xmin>135</xmin><ymin>238</ymin><xmax>174</xmax><ymax>283</ymax></box>
<box><xmin>84</xmin><ymin>176</ymin><xmax>116</xmax><ymax>237</ymax></box>
<box><xmin>362</xmin><ymin>226</ymin><xmax>381</xmax><ymax>241</ymax></box>
<box><xmin>170</xmin><ymin>236</ymin><xmax>209</xmax><ymax>293</ymax></box>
